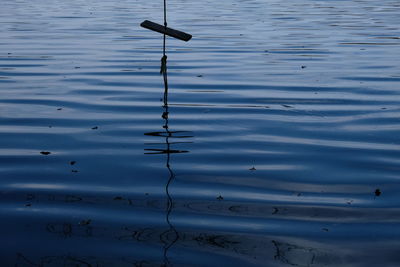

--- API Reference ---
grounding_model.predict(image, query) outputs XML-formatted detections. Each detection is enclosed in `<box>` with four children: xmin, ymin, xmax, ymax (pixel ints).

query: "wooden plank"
<box><xmin>140</xmin><ymin>20</ymin><xmax>192</xmax><ymax>42</ymax></box>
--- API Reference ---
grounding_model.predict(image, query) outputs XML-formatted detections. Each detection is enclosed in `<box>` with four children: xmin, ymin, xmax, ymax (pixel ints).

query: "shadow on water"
<box><xmin>143</xmin><ymin>33</ymin><xmax>193</xmax><ymax>266</ymax></box>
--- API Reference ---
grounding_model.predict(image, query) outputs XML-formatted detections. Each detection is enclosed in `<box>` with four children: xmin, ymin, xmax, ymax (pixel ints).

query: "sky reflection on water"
<box><xmin>1</xmin><ymin>0</ymin><xmax>400</xmax><ymax>266</ymax></box>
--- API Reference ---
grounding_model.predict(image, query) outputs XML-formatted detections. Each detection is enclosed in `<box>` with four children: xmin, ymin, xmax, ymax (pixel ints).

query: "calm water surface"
<box><xmin>1</xmin><ymin>0</ymin><xmax>400</xmax><ymax>266</ymax></box>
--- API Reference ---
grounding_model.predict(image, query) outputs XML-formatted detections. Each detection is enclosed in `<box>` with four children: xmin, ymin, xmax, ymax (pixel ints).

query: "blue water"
<box><xmin>1</xmin><ymin>0</ymin><xmax>400</xmax><ymax>266</ymax></box>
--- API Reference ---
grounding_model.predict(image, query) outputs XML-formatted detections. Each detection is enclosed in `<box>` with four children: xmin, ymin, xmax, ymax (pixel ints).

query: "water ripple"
<box><xmin>1</xmin><ymin>0</ymin><xmax>400</xmax><ymax>266</ymax></box>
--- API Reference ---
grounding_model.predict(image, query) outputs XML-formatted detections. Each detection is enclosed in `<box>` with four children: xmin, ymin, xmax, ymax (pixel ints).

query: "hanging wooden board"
<box><xmin>140</xmin><ymin>20</ymin><xmax>192</xmax><ymax>42</ymax></box>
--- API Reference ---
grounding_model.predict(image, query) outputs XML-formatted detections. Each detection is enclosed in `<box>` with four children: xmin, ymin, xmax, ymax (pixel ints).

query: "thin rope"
<box><xmin>163</xmin><ymin>0</ymin><xmax>167</xmax><ymax>28</ymax></box>
<box><xmin>160</xmin><ymin>2</ymin><xmax>178</xmax><ymax>265</ymax></box>
<box><xmin>160</xmin><ymin>0</ymin><xmax>168</xmax><ymax>96</ymax></box>
<box><xmin>161</xmin><ymin>0</ymin><xmax>167</xmax><ymax>73</ymax></box>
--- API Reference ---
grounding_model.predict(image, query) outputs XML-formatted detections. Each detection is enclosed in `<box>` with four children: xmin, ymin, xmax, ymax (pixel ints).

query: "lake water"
<box><xmin>1</xmin><ymin>0</ymin><xmax>400</xmax><ymax>266</ymax></box>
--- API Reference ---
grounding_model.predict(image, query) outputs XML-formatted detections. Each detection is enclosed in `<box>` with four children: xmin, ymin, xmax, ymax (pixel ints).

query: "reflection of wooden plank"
<box><xmin>144</xmin><ymin>149</ymin><xmax>189</xmax><ymax>154</ymax></box>
<box><xmin>140</xmin><ymin>20</ymin><xmax>192</xmax><ymax>42</ymax></box>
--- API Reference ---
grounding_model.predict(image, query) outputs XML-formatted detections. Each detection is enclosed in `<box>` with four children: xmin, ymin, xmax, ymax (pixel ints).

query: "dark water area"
<box><xmin>1</xmin><ymin>0</ymin><xmax>400</xmax><ymax>266</ymax></box>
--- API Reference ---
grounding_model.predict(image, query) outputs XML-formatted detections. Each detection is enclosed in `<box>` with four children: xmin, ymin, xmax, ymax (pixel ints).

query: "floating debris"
<box><xmin>301</xmin><ymin>65</ymin><xmax>307</xmax><ymax>69</ymax></box>
<box><xmin>216</xmin><ymin>195</ymin><xmax>224</xmax><ymax>201</ymax></box>
<box><xmin>282</xmin><ymin>104</ymin><xmax>293</xmax><ymax>108</ymax></box>
<box><xmin>272</xmin><ymin>207</ymin><xmax>279</xmax><ymax>215</ymax></box>
<box><xmin>193</xmin><ymin>233</ymin><xmax>239</xmax><ymax>248</ymax></box>
<box><xmin>272</xmin><ymin>240</ymin><xmax>317</xmax><ymax>266</ymax></box>
<box><xmin>65</xmin><ymin>195</ymin><xmax>82</xmax><ymax>202</ymax></box>
<box><xmin>375</xmin><ymin>189</ymin><xmax>381</xmax><ymax>197</ymax></box>
<box><xmin>25</xmin><ymin>203</ymin><xmax>31</xmax><ymax>207</ymax></box>
<box><xmin>40</xmin><ymin>151</ymin><xmax>51</xmax><ymax>155</ymax></box>
<box><xmin>91</xmin><ymin>126</ymin><xmax>98</xmax><ymax>130</ymax></box>
<box><xmin>197</xmin><ymin>75</ymin><xmax>203</xmax><ymax>77</ymax></box>
<box><xmin>57</xmin><ymin>108</ymin><xmax>62</xmax><ymax>111</ymax></box>
<box><xmin>79</xmin><ymin>219</ymin><xmax>91</xmax><ymax>226</ymax></box>
<box><xmin>322</xmin><ymin>228</ymin><xmax>329</xmax><ymax>232</ymax></box>
<box><xmin>70</xmin><ymin>161</ymin><xmax>76</xmax><ymax>165</ymax></box>
<box><xmin>113</xmin><ymin>197</ymin><xmax>133</xmax><ymax>205</ymax></box>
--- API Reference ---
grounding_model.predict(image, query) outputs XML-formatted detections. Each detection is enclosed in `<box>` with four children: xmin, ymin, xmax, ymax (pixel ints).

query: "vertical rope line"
<box><xmin>161</xmin><ymin>0</ymin><xmax>167</xmax><ymax>98</ymax></box>
<box><xmin>164</xmin><ymin>0</ymin><xmax>167</xmax><ymax>27</ymax></box>
<box><xmin>161</xmin><ymin>1</ymin><xmax>179</xmax><ymax>265</ymax></box>
<box><xmin>162</xmin><ymin>0</ymin><xmax>167</xmax><ymax>58</ymax></box>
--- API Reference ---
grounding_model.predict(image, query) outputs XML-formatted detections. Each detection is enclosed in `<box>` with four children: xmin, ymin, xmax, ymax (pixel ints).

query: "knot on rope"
<box><xmin>160</xmin><ymin>55</ymin><xmax>168</xmax><ymax>74</ymax></box>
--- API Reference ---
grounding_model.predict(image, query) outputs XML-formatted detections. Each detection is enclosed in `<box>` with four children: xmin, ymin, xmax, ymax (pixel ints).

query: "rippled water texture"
<box><xmin>1</xmin><ymin>0</ymin><xmax>400</xmax><ymax>266</ymax></box>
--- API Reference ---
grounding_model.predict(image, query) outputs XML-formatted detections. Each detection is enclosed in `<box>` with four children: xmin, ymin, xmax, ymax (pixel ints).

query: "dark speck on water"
<box><xmin>65</xmin><ymin>195</ymin><xmax>82</xmax><ymax>202</ymax></box>
<box><xmin>375</xmin><ymin>189</ymin><xmax>381</xmax><ymax>197</ymax></box>
<box><xmin>282</xmin><ymin>104</ymin><xmax>293</xmax><ymax>108</ymax></box>
<box><xmin>1</xmin><ymin>0</ymin><xmax>400</xmax><ymax>266</ymax></box>
<box><xmin>272</xmin><ymin>207</ymin><xmax>279</xmax><ymax>215</ymax></box>
<box><xmin>79</xmin><ymin>219</ymin><xmax>91</xmax><ymax>226</ymax></box>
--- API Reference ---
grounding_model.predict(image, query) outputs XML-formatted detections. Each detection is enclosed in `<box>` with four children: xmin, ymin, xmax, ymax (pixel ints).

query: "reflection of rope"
<box><xmin>160</xmin><ymin>33</ymin><xmax>179</xmax><ymax>267</ymax></box>
<box><xmin>162</xmin><ymin>116</ymin><xmax>179</xmax><ymax>266</ymax></box>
